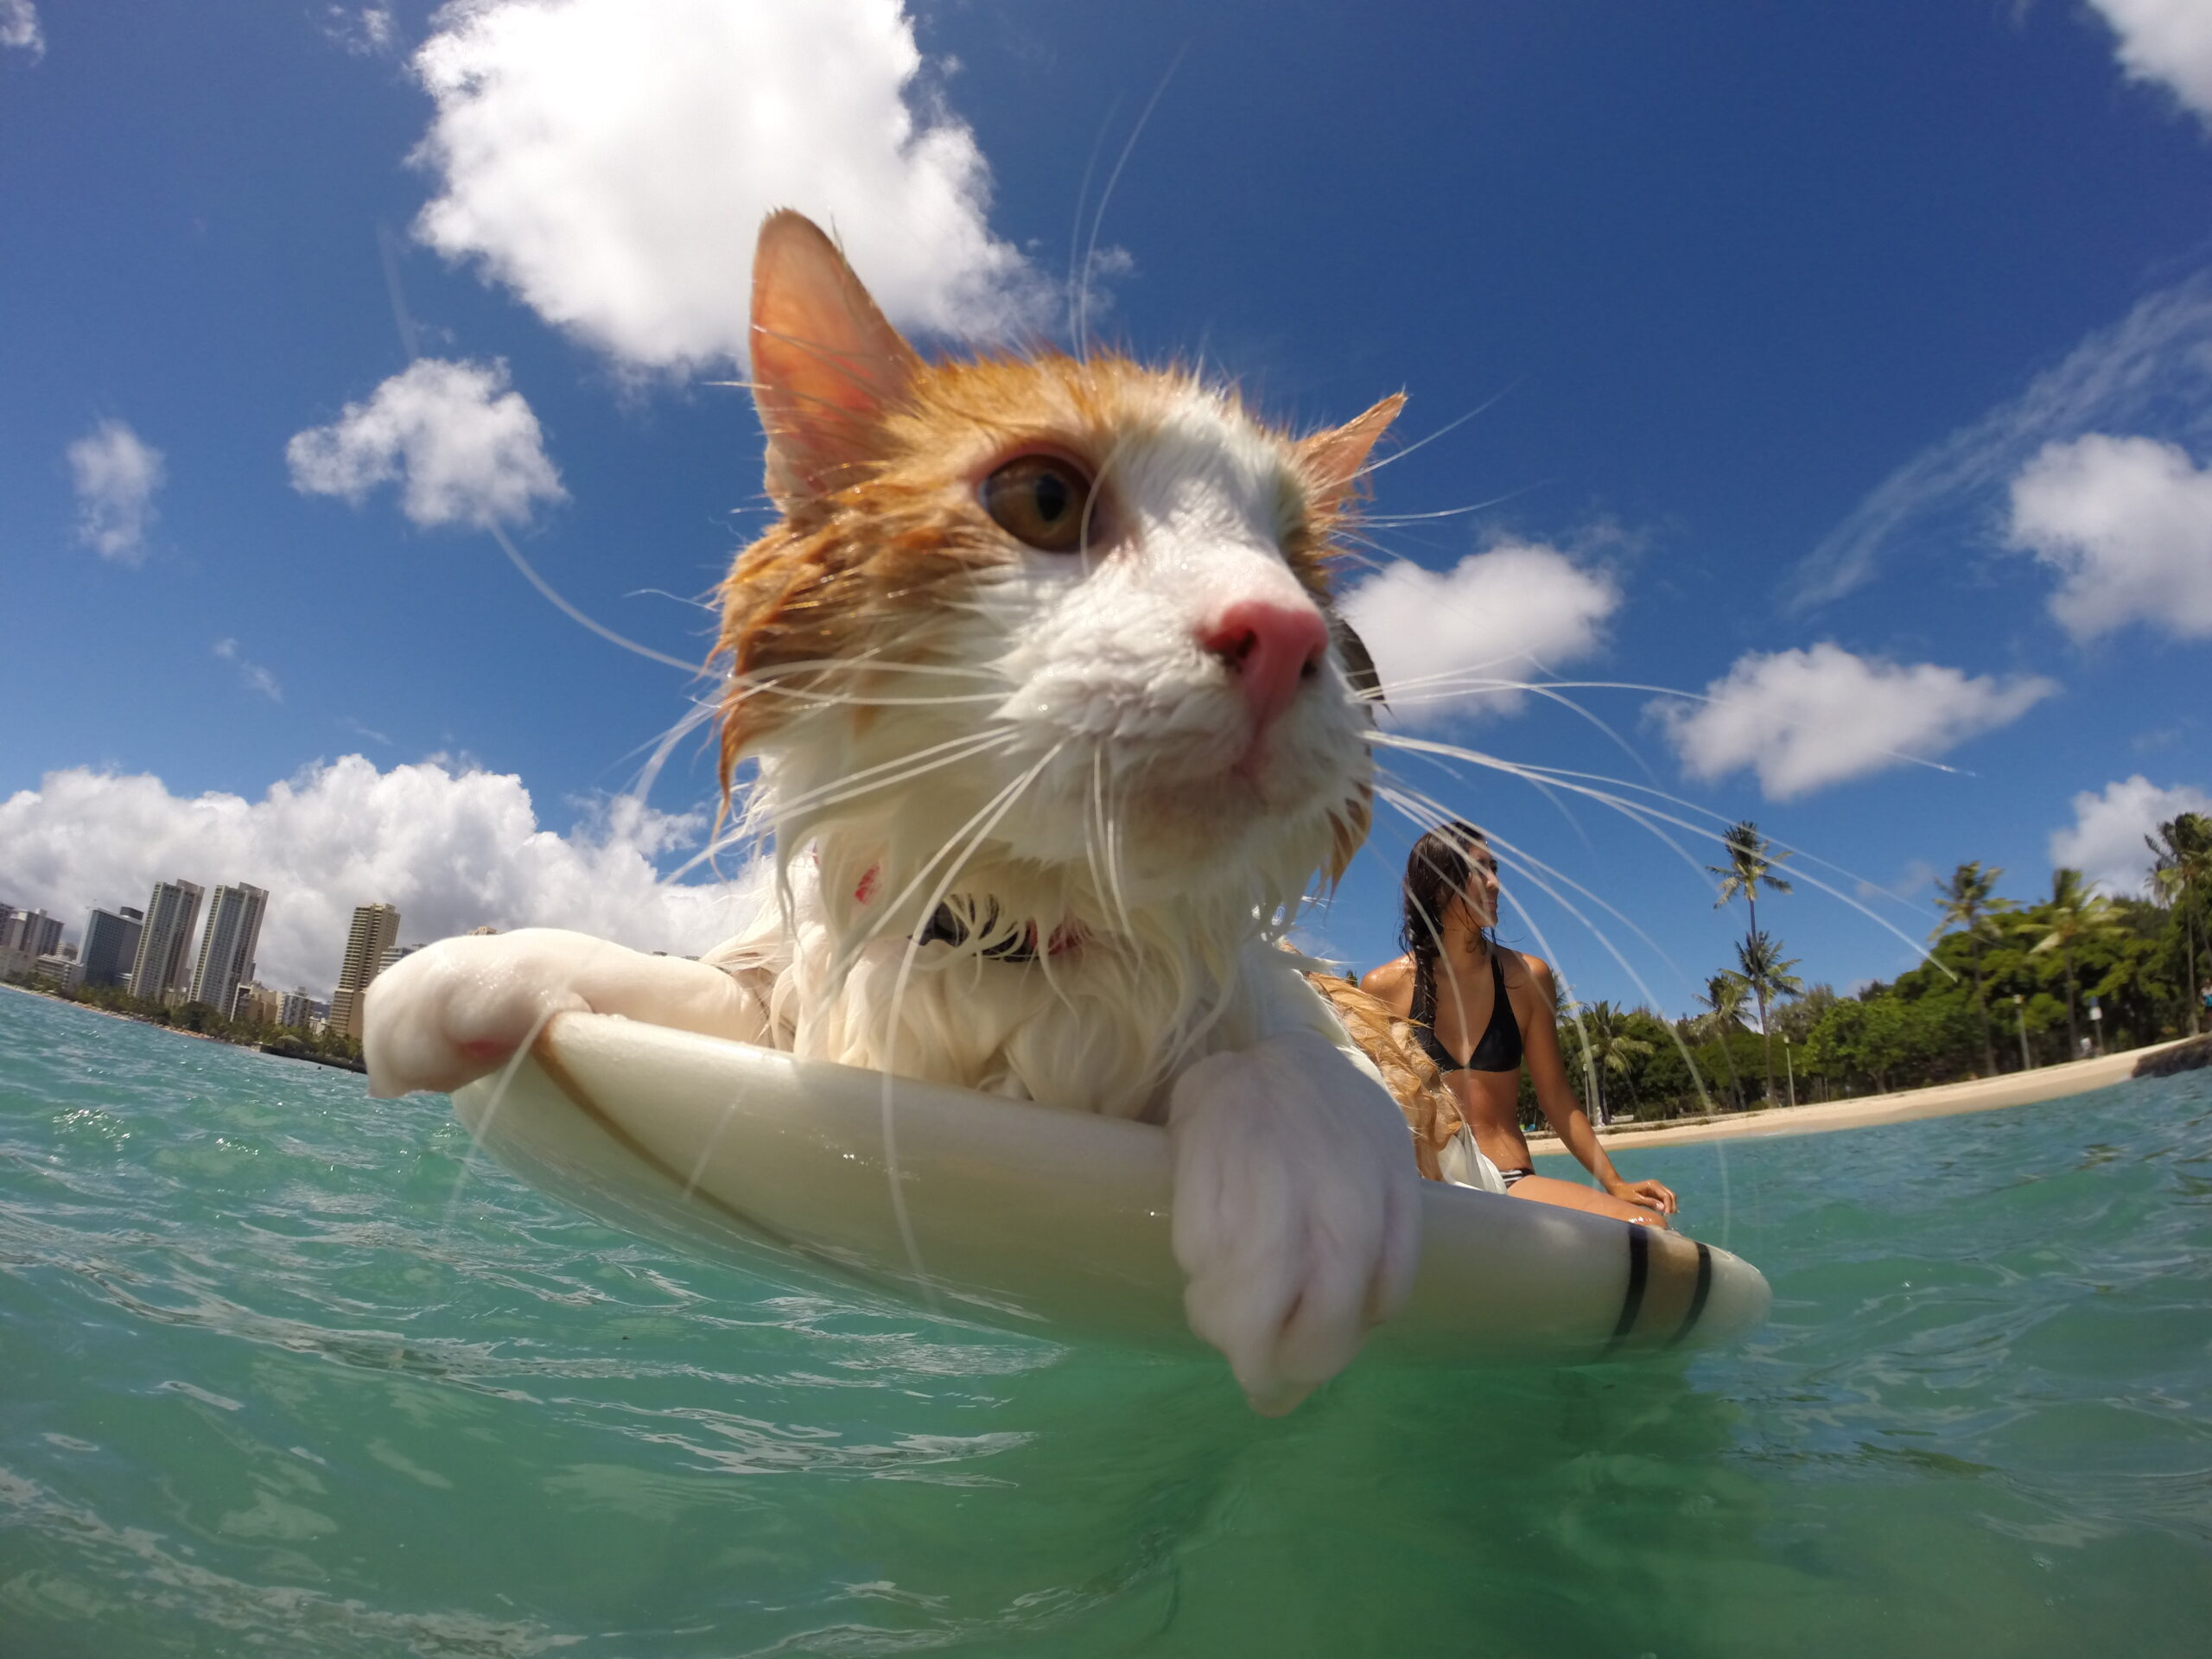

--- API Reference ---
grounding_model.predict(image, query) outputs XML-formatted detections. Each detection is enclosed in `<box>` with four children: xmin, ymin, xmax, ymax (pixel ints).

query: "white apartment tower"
<box><xmin>129</xmin><ymin>880</ymin><xmax>205</xmax><ymax>1003</ymax></box>
<box><xmin>188</xmin><ymin>883</ymin><xmax>270</xmax><ymax>1016</ymax></box>
<box><xmin>329</xmin><ymin>902</ymin><xmax>401</xmax><ymax>1039</ymax></box>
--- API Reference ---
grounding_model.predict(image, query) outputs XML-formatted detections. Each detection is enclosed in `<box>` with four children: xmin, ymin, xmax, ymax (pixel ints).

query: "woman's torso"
<box><xmin>1385</xmin><ymin>947</ymin><xmax>1537</xmax><ymax>1173</ymax></box>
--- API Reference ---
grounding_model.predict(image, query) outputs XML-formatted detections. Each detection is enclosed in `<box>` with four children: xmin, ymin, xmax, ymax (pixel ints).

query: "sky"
<box><xmin>2</xmin><ymin>0</ymin><xmax>2209</xmax><ymax>1013</ymax></box>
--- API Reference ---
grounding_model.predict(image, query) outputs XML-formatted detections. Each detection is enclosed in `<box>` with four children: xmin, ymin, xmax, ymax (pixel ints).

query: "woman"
<box><xmin>1362</xmin><ymin>822</ymin><xmax>1678</xmax><ymax>1227</ymax></box>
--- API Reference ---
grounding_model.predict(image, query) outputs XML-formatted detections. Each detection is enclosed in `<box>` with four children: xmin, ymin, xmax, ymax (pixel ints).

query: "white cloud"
<box><xmin>66</xmin><ymin>419</ymin><xmax>166</xmax><ymax>565</ymax></box>
<box><xmin>1337</xmin><ymin>542</ymin><xmax>1621</xmax><ymax>727</ymax></box>
<box><xmin>213</xmin><ymin>639</ymin><xmax>283</xmax><ymax>703</ymax></box>
<box><xmin>406</xmin><ymin>0</ymin><xmax>1042</xmax><ymax>372</ymax></box>
<box><xmin>1</xmin><ymin>1</ymin><xmax>42</xmax><ymax>60</ymax></box>
<box><xmin>1789</xmin><ymin>271</ymin><xmax>2212</xmax><ymax>608</ymax></box>
<box><xmin>0</xmin><ymin>757</ymin><xmax>761</xmax><ymax>994</ymax></box>
<box><xmin>1651</xmin><ymin>643</ymin><xmax>2058</xmax><ymax>801</ymax></box>
<box><xmin>287</xmin><ymin>358</ymin><xmax>564</xmax><ymax>529</ymax></box>
<box><xmin>2089</xmin><ymin>0</ymin><xmax>2212</xmax><ymax>126</ymax></box>
<box><xmin>2005</xmin><ymin>433</ymin><xmax>2212</xmax><ymax>641</ymax></box>
<box><xmin>323</xmin><ymin>6</ymin><xmax>397</xmax><ymax>57</ymax></box>
<box><xmin>2050</xmin><ymin>773</ymin><xmax>2212</xmax><ymax>897</ymax></box>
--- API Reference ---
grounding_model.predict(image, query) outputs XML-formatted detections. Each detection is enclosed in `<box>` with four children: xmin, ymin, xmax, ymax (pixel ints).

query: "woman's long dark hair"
<box><xmin>1400</xmin><ymin>821</ymin><xmax>1493</xmax><ymax>1034</ymax></box>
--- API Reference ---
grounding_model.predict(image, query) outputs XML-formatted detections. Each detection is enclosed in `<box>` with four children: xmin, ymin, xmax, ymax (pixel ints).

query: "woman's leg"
<box><xmin>1506</xmin><ymin>1173</ymin><xmax>1669</xmax><ymax>1228</ymax></box>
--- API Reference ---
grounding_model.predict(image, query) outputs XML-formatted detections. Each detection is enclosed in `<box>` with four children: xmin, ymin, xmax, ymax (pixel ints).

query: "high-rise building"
<box><xmin>80</xmin><ymin>906</ymin><xmax>145</xmax><ymax>988</ymax></box>
<box><xmin>377</xmin><ymin>942</ymin><xmax>421</xmax><ymax>976</ymax></box>
<box><xmin>129</xmin><ymin>880</ymin><xmax>205</xmax><ymax>1004</ymax></box>
<box><xmin>277</xmin><ymin>988</ymin><xmax>328</xmax><ymax>1031</ymax></box>
<box><xmin>234</xmin><ymin>983</ymin><xmax>283</xmax><ymax>1026</ymax></box>
<box><xmin>328</xmin><ymin>902</ymin><xmax>400</xmax><ymax>1039</ymax></box>
<box><xmin>2</xmin><ymin>907</ymin><xmax>63</xmax><ymax>958</ymax></box>
<box><xmin>188</xmin><ymin>883</ymin><xmax>270</xmax><ymax>1015</ymax></box>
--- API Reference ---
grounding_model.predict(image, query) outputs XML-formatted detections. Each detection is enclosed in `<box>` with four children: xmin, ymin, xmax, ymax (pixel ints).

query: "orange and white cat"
<box><xmin>367</xmin><ymin>211</ymin><xmax>1427</xmax><ymax>1414</ymax></box>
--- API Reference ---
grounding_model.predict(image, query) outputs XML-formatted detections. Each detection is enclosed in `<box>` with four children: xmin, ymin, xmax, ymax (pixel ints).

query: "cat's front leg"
<box><xmin>1166</xmin><ymin>1027</ymin><xmax>1421</xmax><ymax>1414</ymax></box>
<box><xmin>363</xmin><ymin>928</ymin><xmax>770</xmax><ymax>1098</ymax></box>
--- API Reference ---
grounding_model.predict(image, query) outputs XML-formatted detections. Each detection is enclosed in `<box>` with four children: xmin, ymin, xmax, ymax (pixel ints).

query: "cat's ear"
<box><xmin>750</xmin><ymin>211</ymin><xmax>921</xmax><ymax>504</ymax></box>
<box><xmin>1297</xmin><ymin>394</ymin><xmax>1405</xmax><ymax>513</ymax></box>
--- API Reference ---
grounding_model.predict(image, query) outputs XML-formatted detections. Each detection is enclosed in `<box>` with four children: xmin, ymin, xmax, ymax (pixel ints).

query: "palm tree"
<box><xmin>1711</xmin><ymin>821</ymin><xmax>1794</xmax><ymax>939</ymax></box>
<box><xmin>1571</xmin><ymin>1000</ymin><xmax>1655</xmax><ymax>1124</ymax></box>
<box><xmin>1710</xmin><ymin>821</ymin><xmax>1792</xmax><ymax>1092</ymax></box>
<box><xmin>1735</xmin><ymin>931</ymin><xmax>1803</xmax><ymax>1102</ymax></box>
<box><xmin>1693</xmin><ymin>971</ymin><xmax>1751</xmax><ymax>1109</ymax></box>
<box><xmin>1932</xmin><ymin>861</ymin><xmax>2012</xmax><ymax>1074</ymax></box>
<box><xmin>2147</xmin><ymin>812</ymin><xmax>2212</xmax><ymax>1035</ymax></box>
<box><xmin>2022</xmin><ymin>869</ymin><xmax>2126</xmax><ymax>1058</ymax></box>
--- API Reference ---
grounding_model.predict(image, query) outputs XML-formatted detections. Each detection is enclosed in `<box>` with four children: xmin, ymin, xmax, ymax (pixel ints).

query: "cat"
<box><xmin>365</xmin><ymin>209</ymin><xmax>1458</xmax><ymax>1415</ymax></box>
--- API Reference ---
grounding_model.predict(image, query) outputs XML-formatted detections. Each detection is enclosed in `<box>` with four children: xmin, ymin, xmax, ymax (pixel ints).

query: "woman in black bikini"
<box><xmin>1362</xmin><ymin>822</ymin><xmax>1678</xmax><ymax>1227</ymax></box>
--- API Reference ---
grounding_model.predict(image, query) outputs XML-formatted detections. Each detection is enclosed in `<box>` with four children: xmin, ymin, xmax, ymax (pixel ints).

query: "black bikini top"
<box><xmin>1409</xmin><ymin>949</ymin><xmax>1523</xmax><ymax>1075</ymax></box>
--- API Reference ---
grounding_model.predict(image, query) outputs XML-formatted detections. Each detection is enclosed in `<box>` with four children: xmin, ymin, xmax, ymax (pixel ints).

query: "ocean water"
<box><xmin>2</xmin><ymin>988</ymin><xmax>2209</xmax><ymax>1658</ymax></box>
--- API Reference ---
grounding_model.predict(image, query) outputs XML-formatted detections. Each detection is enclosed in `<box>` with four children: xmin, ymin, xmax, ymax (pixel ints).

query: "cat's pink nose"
<box><xmin>1200</xmin><ymin>599</ymin><xmax>1330</xmax><ymax>732</ymax></box>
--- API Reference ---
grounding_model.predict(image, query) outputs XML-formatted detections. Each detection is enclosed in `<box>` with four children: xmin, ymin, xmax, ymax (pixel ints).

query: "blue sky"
<box><xmin>2</xmin><ymin>0</ymin><xmax>2209</xmax><ymax>1007</ymax></box>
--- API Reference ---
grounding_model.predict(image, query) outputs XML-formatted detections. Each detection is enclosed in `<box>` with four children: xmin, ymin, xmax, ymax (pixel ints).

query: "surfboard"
<box><xmin>451</xmin><ymin>1013</ymin><xmax>1770</xmax><ymax>1366</ymax></box>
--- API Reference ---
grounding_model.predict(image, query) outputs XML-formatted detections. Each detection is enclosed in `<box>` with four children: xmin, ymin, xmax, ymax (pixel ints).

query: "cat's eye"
<box><xmin>981</xmin><ymin>455</ymin><xmax>1095</xmax><ymax>554</ymax></box>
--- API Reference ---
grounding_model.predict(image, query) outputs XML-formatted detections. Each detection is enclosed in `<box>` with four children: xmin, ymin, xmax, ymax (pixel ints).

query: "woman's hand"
<box><xmin>1605</xmin><ymin>1177</ymin><xmax>1678</xmax><ymax>1216</ymax></box>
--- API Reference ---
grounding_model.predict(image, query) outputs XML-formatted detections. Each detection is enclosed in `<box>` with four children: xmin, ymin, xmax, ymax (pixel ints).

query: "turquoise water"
<box><xmin>3</xmin><ymin>988</ymin><xmax>2209</xmax><ymax>1657</ymax></box>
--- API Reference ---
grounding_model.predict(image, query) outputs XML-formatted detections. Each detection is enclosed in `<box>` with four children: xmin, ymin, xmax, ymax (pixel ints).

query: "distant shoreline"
<box><xmin>1529</xmin><ymin>1038</ymin><xmax>2194</xmax><ymax>1153</ymax></box>
<box><xmin>0</xmin><ymin>979</ymin><xmax>233</xmax><ymax>1047</ymax></box>
<box><xmin>0</xmin><ymin>981</ymin><xmax>365</xmax><ymax>1071</ymax></box>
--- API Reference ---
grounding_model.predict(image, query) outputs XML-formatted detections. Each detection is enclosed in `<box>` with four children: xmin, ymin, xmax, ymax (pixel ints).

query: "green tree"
<box><xmin>1692</xmin><ymin>971</ymin><xmax>1752</xmax><ymax>1109</ymax></box>
<box><xmin>2148</xmin><ymin>811</ymin><xmax>2212</xmax><ymax>1035</ymax></box>
<box><xmin>1931</xmin><ymin>861</ymin><xmax>2013</xmax><ymax>1074</ymax></box>
<box><xmin>2020</xmin><ymin>868</ymin><xmax>2128</xmax><ymax>1057</ymax></box>
<box><xmin>1564</xmin><ymin>1000</ymin><xmax>1655</xmax><ymax>1125</ymax></box>
<box><xmin>1735</xmin><ymin>930</ymin><xmax>1803</xmax><ymax>1101</ymax></box>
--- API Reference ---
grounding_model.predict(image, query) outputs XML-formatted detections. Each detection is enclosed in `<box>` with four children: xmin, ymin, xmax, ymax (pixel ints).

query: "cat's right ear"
<box><xmin>750</xmin><ymin>211</ymin><xmax>921</xmax><ymax>505</ymax></box>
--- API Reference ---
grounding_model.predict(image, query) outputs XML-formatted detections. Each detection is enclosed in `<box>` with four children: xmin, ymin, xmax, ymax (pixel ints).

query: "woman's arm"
<box><xmin>1359</xmin><ymin>956</ymin><xmax>1416</xmax><ymax>1020</ymax></box>
<box><xmin>1513</xmin><ymin>956</ymin><xmax>1678</xmax><ymax>1216</ymax></box>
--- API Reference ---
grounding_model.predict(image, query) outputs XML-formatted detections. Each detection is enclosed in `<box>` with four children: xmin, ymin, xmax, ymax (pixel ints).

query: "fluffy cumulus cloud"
<box><xmin>287</xmin><ymin>358</ymin><xmax>564</xmax><ymax>529</ymax></box>
<box><xmin>1</xmin><ymin>0</ymin><xmax>41</xmax><ymax>59</ymax></box>
<box><xmin>0</xmin><ymin>758</ymin><xmax>762</xmax><ymax>993</ymax></box>
<box><xmin>2089</xmin><ymin>0</ymin><xmax>2212</xmax><ymax>125</ymax></box>
<box><xmin>407</xmin><ymin>0</ymin><xmax>1040</xmax><ymax>371</ymax></box>
<box><xmin>2050</xmin><ymin>774</ymin><xmax>2212</xmax><ymax>897</ymax></box>
<box><xmin>2005</xmin><ymin>434</ymin><xmax>2212</xmax><ymax>641</ymax></box>
<box><xmin>1651</xmin><ymin>644</ymin><xmax>2058</xmax><ymax>801</ymax></box>
<box><xmin>1338</xmin><ymin>542</ymin><xmax>1621</xmax><ymax>727</ymax></box>
<box><xmin>66</xmin><ymin>419</ymin><xmax>166</xmax><ymax>564</ymax></box>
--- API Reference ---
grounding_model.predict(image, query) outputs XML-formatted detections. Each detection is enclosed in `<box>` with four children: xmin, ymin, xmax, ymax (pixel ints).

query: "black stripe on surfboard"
<box><xmin>1602</xmin><ymin>1223</ymin><xmax>1649</xmax><ymax>1356</ymax></box>
<box><xmin>1666</xmin><ymin>1243</ymin><xmax>1714</xmax><ymax>1351</ymax></box>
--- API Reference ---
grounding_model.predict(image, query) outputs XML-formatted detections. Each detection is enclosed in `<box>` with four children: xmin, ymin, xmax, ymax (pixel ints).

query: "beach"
<box><xmin>1531</xmin><ymin>1037</ymin><xmax>2198</xmax><ymax>1152</ymax></box>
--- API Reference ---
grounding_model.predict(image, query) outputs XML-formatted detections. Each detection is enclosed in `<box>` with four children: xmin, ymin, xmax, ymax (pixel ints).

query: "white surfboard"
<box><xmin>451</xmin><ymin>1013</ymin><xmax>1770</xmax><ymax>1366</ymax></box>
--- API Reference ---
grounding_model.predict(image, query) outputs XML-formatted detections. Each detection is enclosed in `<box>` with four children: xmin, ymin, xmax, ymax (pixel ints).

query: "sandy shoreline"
<box><xmin>1528</xmin><ymin>1038</ymin><xmax>2194</xmax><ymax>1153</ymax></box>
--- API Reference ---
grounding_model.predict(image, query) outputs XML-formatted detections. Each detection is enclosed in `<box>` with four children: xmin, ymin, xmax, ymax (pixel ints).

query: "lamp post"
<box><xmin>2088</xmin><ymin>995</ymin><xmax>2104</xmax><ymax>1058</ymax></box>
<box><xmin>2013</xmin><ymin>993</ymin><xmax>2033</xmax><ymax>1071</ymax></box>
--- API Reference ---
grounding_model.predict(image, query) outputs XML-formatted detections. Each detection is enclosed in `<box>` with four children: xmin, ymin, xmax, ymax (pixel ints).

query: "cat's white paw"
<box><xmin>1166</xmin><ymin>1028</ymin><xmax>1421</xmax><ymax>1414</ymax></box>
<box><xmin>362</xmin><ymin>931</ymin><xmax>613</xmax><ymax>1098</ymax></box>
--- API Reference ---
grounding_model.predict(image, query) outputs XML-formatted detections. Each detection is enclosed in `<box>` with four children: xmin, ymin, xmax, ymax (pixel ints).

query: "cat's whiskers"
<box><xmin>1368</xmin><ymin>728</ymin><xmax>1943</xmax><ymax>961</ymax></box>
<box><xmin>1351</xmin><ymin>380</ymin><xmax>1522</xmax><ymax>480</ymax></box>
<box><xmin>869</xmin><ymin>741</ymin><xmax>1070</xmax><ymax>1295</ymax></box>
<box><xmin>664</xmin><ymin>729</ymin><xmax>1024</xmax><ymax>887</ymax></box>
<box><xmin>1075</xmin><ymin>44</ymin><xmax>1189</xmax><ymax>358</ymax></box>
